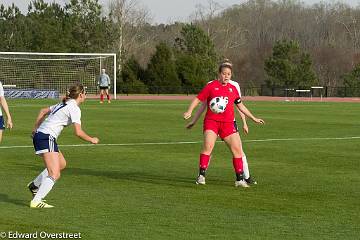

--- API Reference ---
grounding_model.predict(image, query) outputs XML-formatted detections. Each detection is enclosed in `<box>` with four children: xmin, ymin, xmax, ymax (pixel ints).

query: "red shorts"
<box><xmin>203</xmin><ymin>119</ymin><xmax>238</xmax><ymax>139</ymax></box>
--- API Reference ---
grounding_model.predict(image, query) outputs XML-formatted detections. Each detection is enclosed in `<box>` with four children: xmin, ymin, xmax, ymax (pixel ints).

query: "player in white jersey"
<box><xmin>27</xmin><ymin>83</ymin><xmax>99</xmax><ymax>208</ymax></box>
<box><xmin>0</xmin><ymin>81</ymin><xmax>13</xmax><ymax>143</ymax></box>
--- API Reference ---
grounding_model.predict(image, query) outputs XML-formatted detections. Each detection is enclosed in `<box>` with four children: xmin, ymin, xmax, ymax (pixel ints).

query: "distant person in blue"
<box><xmin>98</xmin><ymin>68</ymin><xmax>111</xmax><ymax>103</ymax></box>
<box><xmin>0</xmin><ymin>81</ymin><xmax>13</xmax><ymax>143</ymax></box>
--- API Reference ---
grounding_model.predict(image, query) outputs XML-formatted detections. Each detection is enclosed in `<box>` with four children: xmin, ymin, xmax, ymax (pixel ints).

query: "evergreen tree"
<box><xmin>264</xmin><ymin>39</ymin><xmax>317</xmax><ymax>87</ymax></box>
<box><xmin>121</xmin><ymin>56</ymin><xmax>148</xmax><ymax>93</ymax></box>
<box><xmin>146</xmin><ymin>42</ymin><xmax>181</xmax><ymax>93</ymax></box>
<box><xmin>0</xmin><ymin>4</ymin><xmax>31</xmax><ymax>51</ymax></box>
<box><xmin>65</xmin><ymin>0</ymin><xmax>112</xmax><ymax>52</ymax></box>
<box><xmin>342</xmin><ymin>65</ymin><xmax>360</xmax><ymax>97</ymax></box>
<box><xmin>174</xmin><ymin>24</ymin><xmax>217</xmax><ymax>92</ymax></box>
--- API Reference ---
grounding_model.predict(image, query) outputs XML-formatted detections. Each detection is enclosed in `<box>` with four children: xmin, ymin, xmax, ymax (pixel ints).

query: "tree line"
<box><xmin>1</xmin><ymin>0</ymin><xmax>360</xmax><ymax>96</ymax></box>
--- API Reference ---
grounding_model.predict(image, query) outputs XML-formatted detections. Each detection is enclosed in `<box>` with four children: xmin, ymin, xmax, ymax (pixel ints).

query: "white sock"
<box><xmin>243</xmin><ymin>153</ymin><xmax>250</xmax><ymax>179</ymax></box>
<box><xmin>33</xmin><ymin>169</ymin><xmax>48</xmax><ymax>187</ymax></box>
<box><xmin>33</xmin><ymin>176</ymin><xmax>55</xmax><ymax>202</ymax></box>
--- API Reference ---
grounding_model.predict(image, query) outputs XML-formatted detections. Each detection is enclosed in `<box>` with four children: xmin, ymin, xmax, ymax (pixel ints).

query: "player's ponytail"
<box><xmin>62</xmin><ymin>90</ymin><xmax>71</xmax><ymax>104</ymax></box>
<box><xmin>62</xmin><ymin>83</ymin><xmax>85</xmax><ymax>104</ymax></box>
<box><xmin>218</xmin><ymin>59</ymin><xmax>233</xmax><ymax>73</ymax></box>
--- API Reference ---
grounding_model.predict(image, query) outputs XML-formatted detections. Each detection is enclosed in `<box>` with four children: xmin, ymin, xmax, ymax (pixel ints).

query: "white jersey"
<box><xmin>0</xmin><ymin>82</ymin><xmax>4</xmax><ymax>116</ymax></box>
<box><xmin>229</xmin><ymin>80</ymin><xmax>242</xmax><ymax>98</ymax></box>
<box><xmin>37</xmin><ymin>99</ymin><xmax>81</xmax><ymax>139</ymax></box>
<box><xmin>229</xmin><ymin>80</ymin><xmax>242</xmax><ymax>121</ymax></box>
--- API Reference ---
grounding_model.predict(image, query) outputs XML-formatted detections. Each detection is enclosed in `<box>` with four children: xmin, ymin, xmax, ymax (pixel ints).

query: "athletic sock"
<box><xmin>100</xmin><ymin>94</ymin><xmax>104</xmax><ymax>101</ymax></box>
<box><xmin>242</xmin><ymin>154</ymin><xmax>250</xmax><ymax>179</ymax></box>
<box><xmin>33</xmin><ymin>169</ymin><xmax>48</xmax><ymax>187</ymax></box>
<box><xmin>33</xmin><ymin>176</ymin><xmax>56</xmax><ymax>202</ymax></box>
<box><xmin>233</xmin><ymin>157</ymin><xmax>244</xmax><ymax>177</ymax></box>
<box><xmin>107</xmin><ymin>94</ymin><xmax>110</xmax><ymax>100</ymax></box>
<box><xmin>199</xmin><ymin>154</ymin><xmax>210</xmax><ymax>171</ymax></box>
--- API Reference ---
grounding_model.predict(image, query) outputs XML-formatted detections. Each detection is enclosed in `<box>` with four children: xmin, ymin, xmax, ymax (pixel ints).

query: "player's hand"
<box><xmin>6</xmin><ymin>119</ymin><xmax>13</xmax><ymax>129</ymax></box>
<box><xmin>186</xmin><ymin>121</ymin><xmax>195</xmax><ymax>129</ymax></box>
<box><xmin>242</xmin><ymin>124</ymin><xmax>249</xmax><ymax>134</ymax></box>
<box><xmin>253</xmin><ymin>118</ymin><xmax>265</xmax><ymax>124</ymax></box>
<box><xmin>183</xmin><ymin>111</ymin><xmax>192</xmax><ymax>120</ymax></box>
<box><xmin>31</xmin><ymin>130</ymin><xmax>36</xmax><ymax>138</ymax></box>
<box><xmin>91</xmin><ymin>137</ymin><xmax>99</xmax><ymax>144</ymax></box>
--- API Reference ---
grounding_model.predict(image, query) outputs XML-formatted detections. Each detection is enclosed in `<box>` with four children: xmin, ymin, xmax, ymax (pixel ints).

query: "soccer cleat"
<box><xmin>27</xmin><ymin>182</ymin><xmax>38</xmax><ymax>197</ymax></box>
<box><xmin>235</xmin><ymin>180</ymin><xmax>250</xmax><ymax>188</ymax></box>
<box><xmin>100</xmin><ymin>101</ymin><xmax>104</xmax><ymax>104</ymax></box>
<box><xmin>196</xmin><ymin>175</ymin><xmax>206</xmax><ymax>185</ymax></box>
<box><xmin>30</xmin><ymin>200</ymin><xmax>54</xmax><ymax>208</ymax></box>
<box><xmin>108</xmin><ymin>100</ymin><xmax>111</xmax><ymax>103</ymax></box>
<box><xmin>245</xmin><ymin>176</ymin><xmax>257</xmax><ymax>185</ymax></box>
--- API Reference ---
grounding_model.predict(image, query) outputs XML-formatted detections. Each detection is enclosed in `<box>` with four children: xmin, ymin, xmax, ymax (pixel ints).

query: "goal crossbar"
<box><xmin>0</xmin><ymin>52</ymin><xmax>116</xmax><ymax>99</ymax></box>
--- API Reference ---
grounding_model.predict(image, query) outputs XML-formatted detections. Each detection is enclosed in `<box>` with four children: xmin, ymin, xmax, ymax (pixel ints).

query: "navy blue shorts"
<box><xmin>0</xmin><ymin>116</ymin><xmax>4</xmax><ymax>130</ymax></box>
<box><xmin>33</xmin><ymin>132</ymin><xmax>59</xmax><ymax>155</ymax></box>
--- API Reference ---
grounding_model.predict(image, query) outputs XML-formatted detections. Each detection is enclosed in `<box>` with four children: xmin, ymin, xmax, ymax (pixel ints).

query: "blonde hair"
<box><xmin>218</xmin><ymin>59</ymin><xmax>233</xmax><ymax>73</ymax></box>
<box><xmin>62</xmin><ymin>82</ymin><xmax>85</xmax><ymax>103</ymax></box>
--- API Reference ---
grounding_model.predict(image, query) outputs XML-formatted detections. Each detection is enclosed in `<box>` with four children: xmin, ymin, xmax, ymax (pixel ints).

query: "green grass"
<box><xmin>0</xmin><ymin>99</ymin><xmax>359</xmax><ymax>239</ymax></box>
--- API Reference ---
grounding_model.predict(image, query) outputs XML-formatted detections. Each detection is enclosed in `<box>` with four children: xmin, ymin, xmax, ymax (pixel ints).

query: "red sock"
<box><xmin>232</xmin><ymin>157</ymin><xmax>243</xmax><ymax>173</ymax></box>
<box><xmin>100</xmin><ymin>94</ymin><xmax>104</xmax><ymax>101</ymax></box>
<box><xmin>199</xmin><ymin>154</ymin><xmax>210</xmax><ymax>169</ymax></box>
<box><xmin>107</xmin><ymin>94</ymin><xmax>110</xmax><ymax>100</ymax></box>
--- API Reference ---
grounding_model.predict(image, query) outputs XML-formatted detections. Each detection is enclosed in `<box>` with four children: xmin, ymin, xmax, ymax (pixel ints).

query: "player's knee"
<box><xmin>231</xmin><ymin>147</ymin><xmax>242</xmax><ymax>157</ymax></box>
<box><xmin>203</xmin><ymin>144</ymin><xmax>214</xmax><ymax>154</ymax></box>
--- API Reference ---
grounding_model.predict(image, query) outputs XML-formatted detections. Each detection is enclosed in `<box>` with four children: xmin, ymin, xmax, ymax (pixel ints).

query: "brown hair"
<box><xmin>218</xmin><ymin>59</ymin><xmax>233</xmax><ymax>73</ymax></box>
<box><xmin>62</xmin><ymin>82</ymin><xmax>85</xmax><ymax>103</ymax></box>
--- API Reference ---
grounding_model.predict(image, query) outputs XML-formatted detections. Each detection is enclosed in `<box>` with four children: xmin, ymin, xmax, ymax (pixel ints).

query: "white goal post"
<box><xmin>0</xmin><ymin>52</ymin><xmax>117</xmax><ymax>99</ymax></box>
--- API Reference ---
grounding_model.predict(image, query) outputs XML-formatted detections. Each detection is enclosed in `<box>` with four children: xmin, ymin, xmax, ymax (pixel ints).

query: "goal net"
<box><xmin>0</xmin><ymin>52</ymin><xmax>117</xmax><ymax>98</ymax></box>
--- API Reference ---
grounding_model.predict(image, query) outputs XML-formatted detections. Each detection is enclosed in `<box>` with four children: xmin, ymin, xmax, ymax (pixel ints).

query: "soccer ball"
<box><xmin>209</xmin><ymin>97</ymin><xmax>228</xmax><ymax>114</ymax></box>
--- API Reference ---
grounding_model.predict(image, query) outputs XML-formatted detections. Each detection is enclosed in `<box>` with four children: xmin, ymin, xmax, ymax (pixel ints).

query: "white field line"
<box><xmin>1</xmin><ymin>136</ymin><xmax>360</xmax><ymax>149</ymax></box>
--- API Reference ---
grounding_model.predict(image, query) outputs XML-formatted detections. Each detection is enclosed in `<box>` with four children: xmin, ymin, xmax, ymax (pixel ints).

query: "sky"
<box><xmin>1</xmin><ymin>0</ymin><xmax>359</xmax><ymax>24</ymax></box>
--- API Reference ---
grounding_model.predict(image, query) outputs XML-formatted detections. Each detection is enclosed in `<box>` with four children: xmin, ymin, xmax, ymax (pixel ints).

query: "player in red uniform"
<box><xmin>186</xmin><ymin>96</ymin><xmax>257</xmax><ymax>185</ymax></box>
<box><xmin>183</xmin><ymin>61</ymin><xmax>264</xmax><ymax>187</ymax></box>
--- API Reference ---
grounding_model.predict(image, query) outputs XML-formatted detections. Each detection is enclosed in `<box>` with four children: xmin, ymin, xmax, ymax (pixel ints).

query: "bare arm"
<box><xmin>32</xmin><ymin>107</ymin><xmax>51</xmax><ymax>136</ymax></box>
<box><xmin>0</xmin><ymin>96</ymin><xmax>13</xmax><ymax>129</ymax></box>
<box><xmin>183</xmin><ymin>97</ymin><xmax>201</xmax><ymax>120</ymax></box>
<box><xmin>236</xmin><ymin>102</ymin><xmax>265</xmax><ymax>124</ymax></box>
<box><xmin>186</xmin><ymin>101</ymin><xmax>206</xmax><ymax>129</ymax></box>
<box><xmin>236</xmin><ymin>107</ymin><xmax>249</xmax><ymax>134</ymax></box>
<box><xmin>73</xmin><ymin>123</ymin><xmax>99</xmax><ymax>144</ymax></box>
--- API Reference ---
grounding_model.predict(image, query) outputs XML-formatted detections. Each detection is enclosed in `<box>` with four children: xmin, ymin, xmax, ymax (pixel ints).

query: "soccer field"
<box><xmin>0</xmin><ymin>99</ymin><xmax>359</xmax><ymax>239</ymax></box>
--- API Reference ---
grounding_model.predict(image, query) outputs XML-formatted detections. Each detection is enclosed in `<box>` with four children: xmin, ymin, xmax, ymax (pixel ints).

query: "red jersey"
<box><xmin>197</xmin><ymin>80</ymin><xmax>242</xmax><ymax>122</ymax></box>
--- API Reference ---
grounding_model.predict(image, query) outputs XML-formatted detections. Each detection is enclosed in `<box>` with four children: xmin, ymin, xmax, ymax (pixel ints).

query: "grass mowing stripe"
<box><xmin>1</xmin><ymin>136</ymin><xmax>359</xmax><ymax>149</ymax></box>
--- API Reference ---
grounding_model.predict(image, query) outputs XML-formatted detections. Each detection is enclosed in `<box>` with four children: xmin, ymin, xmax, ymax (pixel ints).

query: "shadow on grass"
<box><xmin>65</xmin><ymin>167</ymin><xmax>198</xmax><ymax>188</ymax></box>
<box><xmin>0</xmin><ymin>193</ymin><xmax>28</xmax><ymax>207</ymax></box>
<box><xmin>14</xmin><ymin>162</ymin><xmax>231</xmax><ymax>188</ymax></box>
<box><xmin>15</xmin><ymin>163</ymin><xmax>196</xmax><ymax>187</ymax></box>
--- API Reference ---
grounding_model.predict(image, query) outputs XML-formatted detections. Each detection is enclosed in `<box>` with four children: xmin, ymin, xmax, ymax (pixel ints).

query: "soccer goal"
<box><xmin>0</xmin><ymin>52</ymin><xmax>117</xmax><ymax>99</ymax></box>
